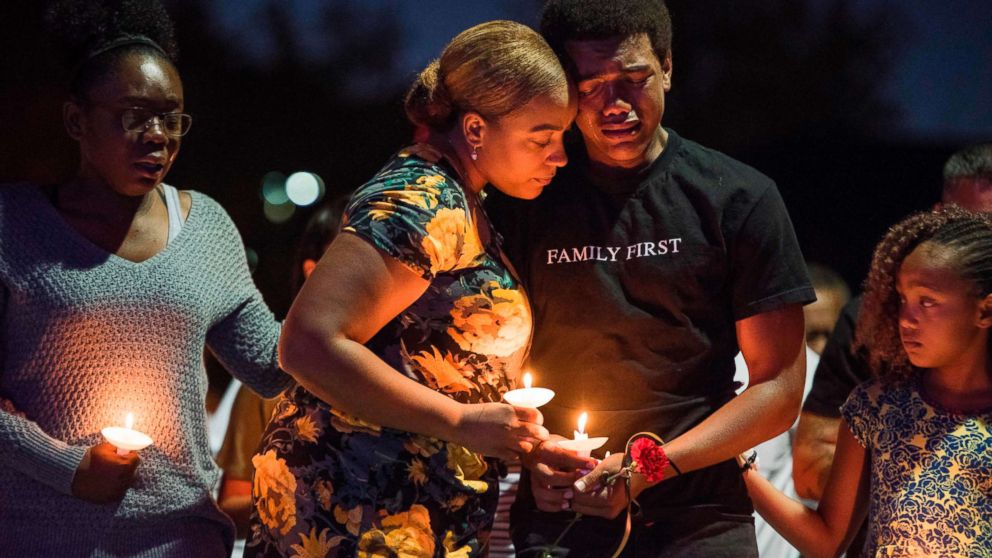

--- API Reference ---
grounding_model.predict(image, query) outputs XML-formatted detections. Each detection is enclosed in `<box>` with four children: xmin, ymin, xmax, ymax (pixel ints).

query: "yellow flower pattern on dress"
<box><xmin>329</xmin><ymin>408</ymin><xmax>382</xmax><ymax>436</ymax></box>
<box><xmin>252</xmin><ymin>450</ymin><xmax>298</xmax><ymax>536</ymax></box>
<box><xmin>315</xmin><ymin>479</ymin><xmax>334</xmax><ymax>511</ymax></box>
<box><xmin>407</xmin><ymin>458</ymin><xmax>429</xmax><ymax>486</ymax></box>
<box><xmin>409</xmin><ymin>347</ymin><xmax>476</xmax><ymax>394</ymax></box>
<box><xmin>449</xmin><ymin>282</ymin><xmax>532</xmax><ymax>357</ymax></box>
<box><xmin>421</xmin><ymin>208</ymin><xmax>484</xmax><ymax>275</ymax></box>
<box><xmin>446</xmin><ymin>443</ymin><xmax>489</xmax><ymax>494</ymax></box>
<box><xmin>332</xmin><ymin>504</ymin><xmax>364</xmax><ymax>537</ymax></box>
<box><xmin>403</xmin><ymin>434</ymin><xmax>443</xmax><ymax>457</ymax></box>
<box><xmin>289</xmin><ymin>527</ymin><xmax>345</xmax><ymax>558</ymax></box>
<box><xmin>368</xmin><ymin>187</ymin><xmax>440</xmax><ymax>222</ymax></box>
<box><xmin>357</xmin><ymin>505</ymin><xmax>436</xmax><ymax>558</ymax></box>
<box><xmin>443</xmin><ymin>531</ymin><xmax>473</xmax><ymax>558</ymax></box>
<box><xmin>295</xmin><ymin>415</ymin><xmax>321</xmax><ymax>443</ymax></box>
<box><xmin>249</xmin><ymin>148</ymin><xmax>528</xmax><ymax>558</ymax></box>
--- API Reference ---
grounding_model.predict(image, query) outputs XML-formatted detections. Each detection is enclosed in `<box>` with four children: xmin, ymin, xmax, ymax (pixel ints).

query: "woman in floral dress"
<box><xmin>247</xmin><ymin>21</ymin><xmax>575</xmax><ymax>557</ymax></box>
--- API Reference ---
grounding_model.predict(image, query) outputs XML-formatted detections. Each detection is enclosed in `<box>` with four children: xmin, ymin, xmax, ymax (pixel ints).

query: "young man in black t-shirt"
<box><xmin>486</xmin><ymin>1</ymin><xmax>815</xmax><ymax>556</ymax></box>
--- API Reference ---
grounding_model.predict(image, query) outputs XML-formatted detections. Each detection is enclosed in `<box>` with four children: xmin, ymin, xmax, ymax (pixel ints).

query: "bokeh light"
<box><xmin>263</xmin><ymin>198</ymin><xmax>296</xmax><ymax>223</ymax></box>
<box><xmin>286</xmin><ymin>171</ymin><xmax>324</xmax><ymax>206</ymax></box>
<box><xmin>261</xmin><ymin>171</ymin><xmax>289</xmax><ymax>205</ymax></box>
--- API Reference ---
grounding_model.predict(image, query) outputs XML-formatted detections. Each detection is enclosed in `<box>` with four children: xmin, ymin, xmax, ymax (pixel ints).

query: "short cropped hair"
<box><xmin>540</xmin><ymin>0</ymin><xmax>673</xmax><ymax>66</ymax></box>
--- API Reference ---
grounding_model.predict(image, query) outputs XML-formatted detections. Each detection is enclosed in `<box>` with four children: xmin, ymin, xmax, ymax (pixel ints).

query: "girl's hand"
<box><xmin>451</xmin><ymin>403</ymin><xmax>549</xmax><ymax>461</ymax></box>
<box><xmin>737</xmin><ymin>450</ymin><xmax>759</xmax><ymax>474</ymax></box>
<box><xmin>71</xmin><ymin>442</ymin><xmax>139</xmax><ymax>503</ymax></box>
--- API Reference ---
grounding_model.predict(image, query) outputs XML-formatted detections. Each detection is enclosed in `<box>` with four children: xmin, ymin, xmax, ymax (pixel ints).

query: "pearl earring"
<box><xmin>471</xmin><ymin>146</ymin><xmax>479</xmax><ymax>161</ymax></box>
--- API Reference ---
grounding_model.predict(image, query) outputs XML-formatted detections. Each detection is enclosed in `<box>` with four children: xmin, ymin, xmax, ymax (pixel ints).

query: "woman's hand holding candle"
<box><xmin>448</xmin><ymin>402</ymin><xmax>549</xmax><ymax>462</ymax></box>
<box><xmin>71</xmin><ymin>441</ymin><xmax>139</xmax><ymax>504</ymax></box>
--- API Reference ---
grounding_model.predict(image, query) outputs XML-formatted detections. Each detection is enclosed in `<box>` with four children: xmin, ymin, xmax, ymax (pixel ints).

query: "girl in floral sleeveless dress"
<box><xmin>247</xmin><ymin>21</ymin><xmax>575</xmax><ymax>558</ymax></box>
<box><xmin>743</xmin><ymin>207</ymin><xmax>992</xmax><ymax>557</ymax></box>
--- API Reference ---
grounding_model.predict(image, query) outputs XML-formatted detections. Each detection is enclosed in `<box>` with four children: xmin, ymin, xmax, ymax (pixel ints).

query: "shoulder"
<box><xmin>660</xmin><ymin>132</ymin><xmax>780</xmax><ymax>224</ymax></box>
<box><xmin>0</xmin><ymin>183</ymin><xmax>48</xmax><ymax>236</ymax></box>
<box><xmin>671</xmin><ymin>133</ymin><xmax>777</xmax><ymax>195</ymax></box>
<box><xmin>346</xmin><ymin>148</ymin><xmax>468</xmax><ymax>221</ymax></box>
<box><xmin>0</xmin><ymin>182</ymin><xmax>42</xmax><ymax>207</ymax></box>
<box><xmin>181</xmin><ymin>189</ymin><xmax>244</xmax><ymax>242</ymax></box>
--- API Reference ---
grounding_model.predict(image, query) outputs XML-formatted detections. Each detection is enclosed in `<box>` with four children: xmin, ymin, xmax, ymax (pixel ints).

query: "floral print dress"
<box><xmin>246</xmin><ymin>146</ymin><xmax>532</xmax><ymax>558</ymax></box>
<box><xmin>841</xmin><ymin>376</ymin><xmax>992</xmax><ymax>557</ymax></box>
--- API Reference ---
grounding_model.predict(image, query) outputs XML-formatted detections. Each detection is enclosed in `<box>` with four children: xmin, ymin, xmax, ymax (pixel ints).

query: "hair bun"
<box><xmin>404</xmin><ymin>59</ymin><xmax>454</xmax><ymax>129</ymax></box>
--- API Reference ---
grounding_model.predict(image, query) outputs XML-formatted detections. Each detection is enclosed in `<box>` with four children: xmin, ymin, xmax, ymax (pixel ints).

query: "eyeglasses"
<box><xmin>120</xmin><ymin>107</ymin><xmax>193</xmax><ymax>137</ymax></box>
<box><xmin>85</xmin><ymin>101</ymin><xmax>193</xmax><ymax>138</ymax></box>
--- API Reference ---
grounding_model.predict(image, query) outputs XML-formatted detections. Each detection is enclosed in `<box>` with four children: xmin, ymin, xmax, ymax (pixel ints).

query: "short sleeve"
<box><xmin>803</xmin><ymin>296</ymin><xmax>873</xmax><ymax>417</ymax></box>
<box><xmin>343</xmin><ymin>162</ymin><xmax>484</xmax><ymax>280</ymax></box>
<box><xmin>730</xmin><ymin>184</ymin><xmax>816</xmax><ymax>319</ymax></box>
<box><xmin>840</xmin><ymin>381</ymin><xmax>879</xmax><ymax>448</ymax></box>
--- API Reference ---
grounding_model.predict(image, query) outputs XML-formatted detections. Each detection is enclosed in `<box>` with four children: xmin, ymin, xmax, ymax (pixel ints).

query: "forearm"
<box><xmin>0</xmin><ymin>407</ymin><xmax>88</xmax><ymax>494</ymax></box>
<box><xmin>661</xmin><ymin>366</ymin><xmax>803</xmax><ymax>475</ymax></box>
<box><xmin>793</xmin><ymin>412</ymin><xmax>840</xmax><ymax>500</ymax></box>
<box><xmin>281</xmin><ymin>329</ymin><xmax>463</xmax><ymax>441</ymax></box>
<box><xmin>209</xmin><ymin>298</ymin><xmax>292</xmax><ymax>398</ymax></box>
<box><xmin>744</xmin><ymin>468</ymin><xmax>845</xmax><ymax>558</ymax></box>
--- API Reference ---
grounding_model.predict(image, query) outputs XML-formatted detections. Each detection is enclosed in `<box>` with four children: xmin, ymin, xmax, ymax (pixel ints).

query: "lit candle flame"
<box><xmin>125</xmin><ymin>412</ymin><xmax>134</xmax><ymax>430</ymax></box>
<box><xmin>523</xmin><ymin>372</ymin><xmax>533</xmax><ymax>390</ymax></box>
<box><xmin>577</xmin><ymin>412</ymin><xmax>588</xmax><ymax>435</ymax></box>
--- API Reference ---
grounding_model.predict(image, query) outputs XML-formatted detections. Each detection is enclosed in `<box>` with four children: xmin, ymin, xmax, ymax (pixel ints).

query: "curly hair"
<box><xmin>540</xmin><ymin>0</ymin><xmax>673</xmax><ymax>69</ymax></box>
<box><xmin>856</xmin><ymin>206</ymin><xmax>992</xmax><ymax>379</ymax></box>
<box><xmin>45</xmin><ymin>0</ymin><xmax>179</xmax><ymax>98</ymax></box>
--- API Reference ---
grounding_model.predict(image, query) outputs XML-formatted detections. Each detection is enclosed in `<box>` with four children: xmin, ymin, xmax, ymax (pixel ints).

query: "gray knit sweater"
<box><xmin>0</xmin><ymin>183</ymin><xmax>291</xmax><ymax>557</ymax></box>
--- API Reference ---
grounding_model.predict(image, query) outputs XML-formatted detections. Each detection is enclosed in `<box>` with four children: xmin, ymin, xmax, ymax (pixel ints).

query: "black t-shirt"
<box><xmin>487</xmin><ymin>129</ymin><xmax>815</xmax><ymax>515</ymax></box>
<box><xmin>802</xmin><ymin>295</ymin><xmax>872</xmax><ymax>418</ymax></box>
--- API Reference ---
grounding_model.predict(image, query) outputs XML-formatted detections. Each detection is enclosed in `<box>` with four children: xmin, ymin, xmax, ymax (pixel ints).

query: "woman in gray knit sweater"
<box><xmin>0</xmin><ymin>1</ymin><xmax>291</xmax><ymax>555</ymax></box>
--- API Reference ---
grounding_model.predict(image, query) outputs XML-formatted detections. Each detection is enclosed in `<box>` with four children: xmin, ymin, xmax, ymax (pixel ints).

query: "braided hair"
<box><xmin>45</xmin><ymin>0</ymin><xmax>179</xmax><ymax>99</ymax></box>
<box><xmin>855</xmin><ymin>206</ymin><xmax>992</xmax><ymax>379</ymax></box>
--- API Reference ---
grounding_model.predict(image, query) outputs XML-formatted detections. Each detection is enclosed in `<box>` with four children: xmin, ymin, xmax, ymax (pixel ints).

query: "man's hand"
<box><xmin>524</xmin><ymin>435</ymin><xmax>597</xmax><ymax>513</ymax></box>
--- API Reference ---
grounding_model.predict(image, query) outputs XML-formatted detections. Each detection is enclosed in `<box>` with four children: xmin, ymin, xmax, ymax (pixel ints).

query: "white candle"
<box><xmin>573</xmin><ymin>411</ymin><xmax>589</xmax><ymax>441</ymax></box>
<box><xmin>557</xmin><ymin>411</ymin><xmax>608</xmax><ymax>458</ymax></box>
<box><xmin>102</xmin><ymin>412</ymin><xmax>153</xmax><ymax>456</ymax></box>
<box><xmin>503</xmin><ymin>372</ymin><xmax>555</xmax><ymax>408</ymax></box>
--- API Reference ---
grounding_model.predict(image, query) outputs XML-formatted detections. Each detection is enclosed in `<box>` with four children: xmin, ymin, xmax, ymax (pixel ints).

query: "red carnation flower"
<box><xmin>630</xmin><ymin>437</ymin><xmax>668</xmax><ymax>483</ymax></box>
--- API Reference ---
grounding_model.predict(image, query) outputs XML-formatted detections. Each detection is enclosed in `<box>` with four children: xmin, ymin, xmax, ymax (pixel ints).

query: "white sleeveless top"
<box><xmin>161</xmin><ymin>183</ymin><xmax>184</xmax><ymax>244</ymax></box>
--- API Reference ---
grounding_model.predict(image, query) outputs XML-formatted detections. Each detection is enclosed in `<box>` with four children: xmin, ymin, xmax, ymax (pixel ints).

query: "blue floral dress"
<box><xmin>246</xmin><ymin>145</ymin><xmax>532</xmax><ymax>558</ymax></box>
<box><xmin>842</xmin><ymin>376</ymin><xmax>992</xmax><ymax>557</ymax></box>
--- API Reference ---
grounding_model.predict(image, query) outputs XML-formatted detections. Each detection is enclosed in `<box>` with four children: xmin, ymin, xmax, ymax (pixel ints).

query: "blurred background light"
<box><xmin>263</xmin><ymin>198</ymin><xmax>296</xmax><ymax>223</ymax></box>
<box><xmin>286</xmin><ymin>171</ymin><xmax>324</xmax><ymax>206</ymax></box>
<box><xmin>261</xmin><ymin>171</ymin><xmax>289</xmax><ymax>205</ymax></box>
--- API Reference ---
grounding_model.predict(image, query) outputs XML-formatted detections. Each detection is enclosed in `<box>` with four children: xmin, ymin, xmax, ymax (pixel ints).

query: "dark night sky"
<box><xmin>2</xmin><ymin>0</ymin><xmax>989</xmax><ymax>314</ymax></box>
<box><xmin>206</xmin><ymin>0</ymin><xmax>991</xmax><ymax>143</ymax></box>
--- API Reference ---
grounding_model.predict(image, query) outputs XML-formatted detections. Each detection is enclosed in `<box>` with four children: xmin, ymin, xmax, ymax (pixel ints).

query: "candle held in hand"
<box><xmin>503</xmin><ymin>372</ymin><xmax>555</xmax><ymax>408</ymax></box>
<box><xmin>102</xmin><ymin>412</ymin><xmax>153</xmax><ymax>456</ymax></box>
<box><xmin>557</xmin><ymin>411</ymin><xmax>608</xmax><ymax>458</ymax></box>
